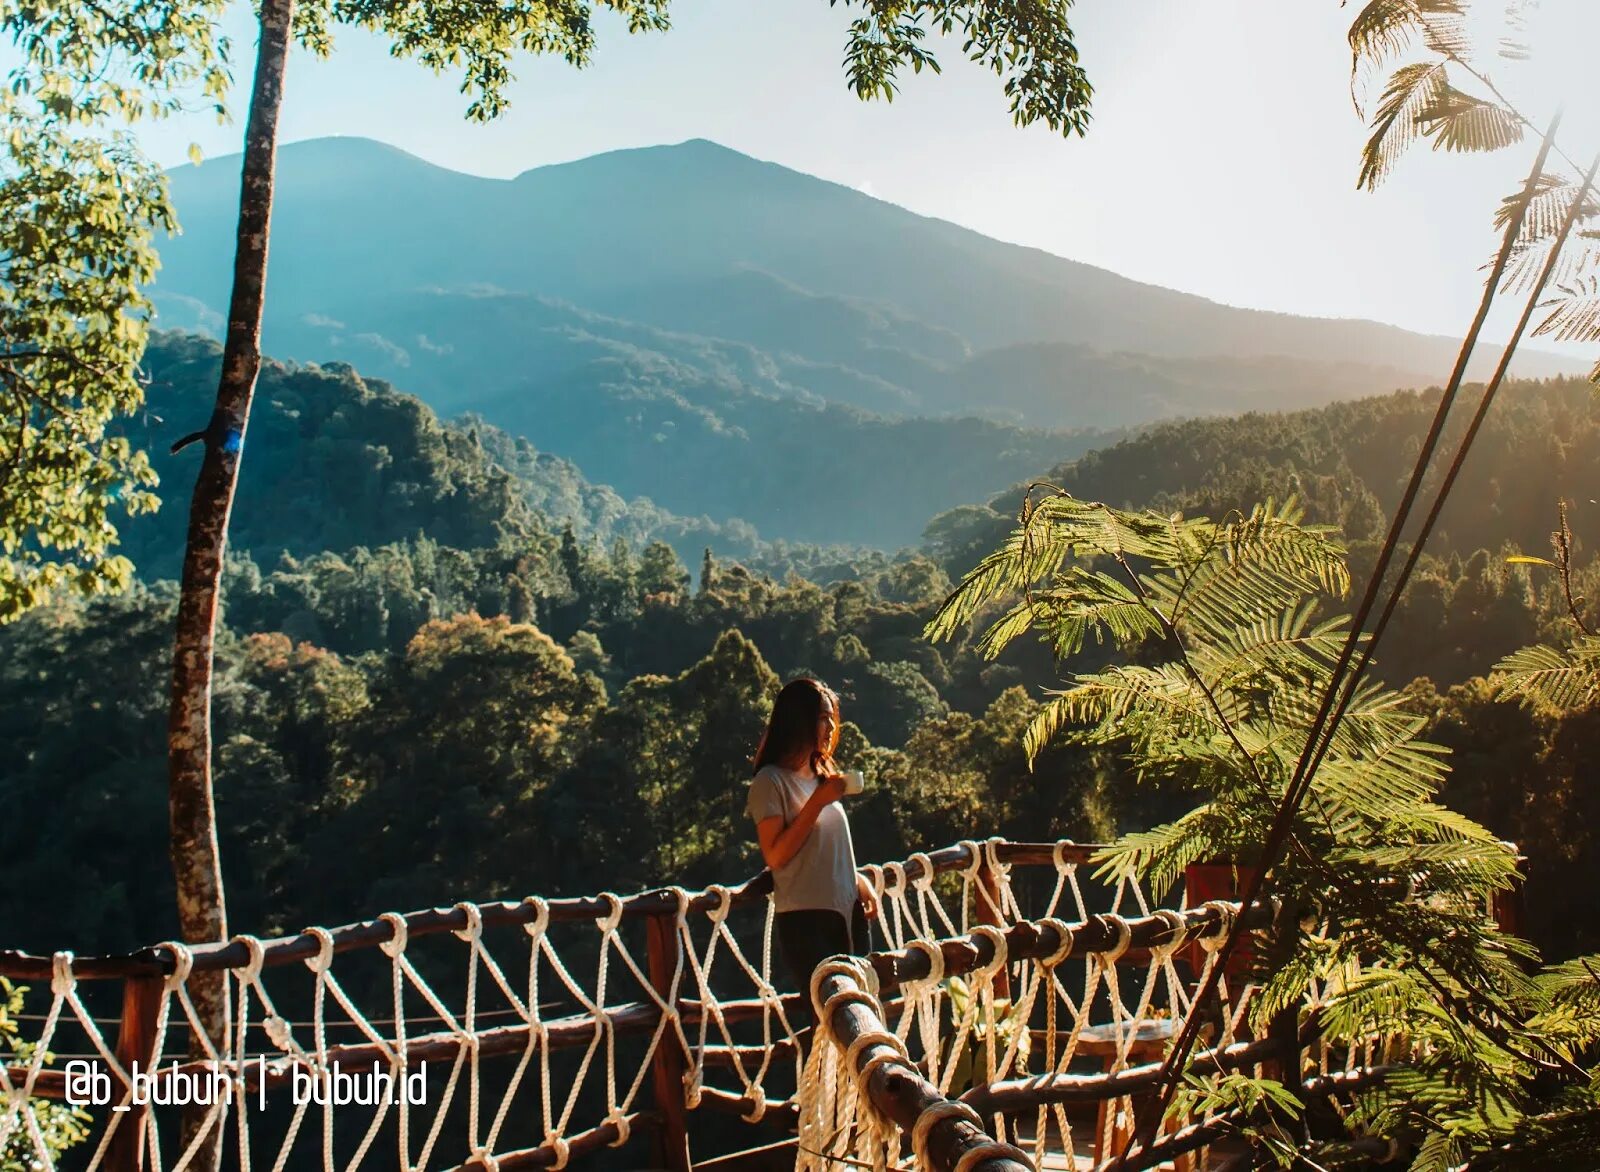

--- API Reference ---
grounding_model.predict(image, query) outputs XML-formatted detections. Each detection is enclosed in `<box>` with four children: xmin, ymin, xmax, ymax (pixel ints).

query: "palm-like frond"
<box><xmin>1348</xmin><ymin>0</ymin><xmax>1468</xmax><ymax>102</ymax></box>
<box><xmin>1359</xmin><ymin>60</ymin><xmax>1451</xmax><ymax>190</ymax></box>
<box><xmin>1491</xmin><ymin>636</ymin><xmax>1600</xmax><ymax>709</ymax></box>
<box><xmin>1533</xmin><ymin>274</ymin><xmax>1600</xmax><ymax>343</ymax></box>
<box><xmin>1419</xmin><ymin>88</ymin><xmax>1523</xmax><ymax>154</ymax></box>
<box><xmin>932</xmin><ymin>489</ymin><xmax>1591</xmax><ymax>1168</ymax></box>
<box><xmin>1494</xmin><ymin>172</ymin><xmax>1600</xmax><ymax>240</ymax></box>
<box><xmin>1498</xmin><ymin>231</ymin><xmax>1600</xmax><ymax>295</ymax></box>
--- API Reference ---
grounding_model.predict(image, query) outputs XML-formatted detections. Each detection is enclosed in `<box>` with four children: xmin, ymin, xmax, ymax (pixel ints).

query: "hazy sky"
<box><xmin>130</xmin><ymin>0</ymin><xmax>1600</xmax><ymax>354</ymax></box>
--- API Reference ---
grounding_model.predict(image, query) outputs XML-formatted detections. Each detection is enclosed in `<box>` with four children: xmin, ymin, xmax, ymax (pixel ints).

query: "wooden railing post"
<box><xmin>645</xmin><ymin>911</ymin><xmax>693</xmax><ymax>1172</ymax></box>
<box><xmin>106</xmin><ymin>975</ymin><xmax>163</xmax><ymax>1172</ymax></box>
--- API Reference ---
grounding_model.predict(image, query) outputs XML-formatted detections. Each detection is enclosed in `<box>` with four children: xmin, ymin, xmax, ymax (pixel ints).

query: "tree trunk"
<box><xmin>166</xmin><ymin>1</ymin><xmax>295</xmax><ymax>1166</ymax></box>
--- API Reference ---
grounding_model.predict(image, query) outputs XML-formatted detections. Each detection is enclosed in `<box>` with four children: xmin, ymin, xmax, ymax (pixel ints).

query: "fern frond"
<box><xmin>1499</xmin><ymin>231</ymin><xmax>1600</xmax><ymax>295</ymax></box>
<box><xmin>1091</xmin><ymin>807</ymin><xmax>1219</xmax><ymax>897</ymax></box>
<box><xmin>1030</xmin><ymin>664</ymin><xmax>1222</xmax><ymax>746</ymax></box>
<box><xmin>1494</xmin><ymin>172</ymin><xmax>1600</xmax><ymax>240</ymax></box>
<box><xmin>1533</xmin><ymin>275</ymin><xmax>1600</xmax><ymax>343</ymax></box>
<box><xmin>976</xmin><ymin>570</ymin><xmax>1167</xmax><ymax>662</ymax></box>
<box><xmin>1359</xmin><ymin>60</ymin><xmax>1451</xmax><ymax>190</ymax></box>
<box><xmin>924</xmin><ymin>512</ymin><xmax>1073</xmax><ymax>643</ymax></box>
<box><xmin>1348</xmin><ymin>0</ymin><xmax>1467</xmax><ymax>85</ymax></box>
<box><xmin>1491</xmin><ymin>637</ymin><xmax>1600</xmax><ymax>709</ymax></box>
<box><xmin>1419</xmin><ymin>88</ymin><xmax>1523</xmax><ymax>154</ymax></box>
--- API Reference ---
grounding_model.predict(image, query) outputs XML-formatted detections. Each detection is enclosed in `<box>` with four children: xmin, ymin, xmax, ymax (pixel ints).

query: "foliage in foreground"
<box><xmin>929</xmin><ymin>491</ymin><xmax>1600</xmax><ymax>1170</ymax></box>
<box><xmin>0</xmin><ymin>977</ymin><xmax>90</xmax><ymax>1171</ymax></box>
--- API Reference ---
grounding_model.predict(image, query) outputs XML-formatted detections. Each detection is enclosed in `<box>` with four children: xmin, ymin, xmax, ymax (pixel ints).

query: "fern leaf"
<box><xmin>1533</xmin><ymin>275</ymin><xmax>1600</xmax><ymax>343</ymax></box>
<box><xmin>1494</xmin><ymin>172</ymin><xmax>1600</xmax><ymax>240</ymax></box>
<box><xmin>1360</xmin><ymin>61</ymin><xmax>1451</xmax><ymax>190</ymax></box>
<box><xmin>1420</xmin><ymin>89</ymin><xmax>1523</xmax><ymax>154</ymax></box>
<box><xmin>1492</xmin><ymin>638</ymin><xmax>1600</xmax><ymax>709</ymax></box>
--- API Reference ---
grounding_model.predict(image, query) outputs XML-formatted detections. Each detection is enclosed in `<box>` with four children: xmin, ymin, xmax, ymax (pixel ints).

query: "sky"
<box><xmin>128</xmin><ymin>0</ymin><xmax>1600</xmax><ymax>355</ymax></box>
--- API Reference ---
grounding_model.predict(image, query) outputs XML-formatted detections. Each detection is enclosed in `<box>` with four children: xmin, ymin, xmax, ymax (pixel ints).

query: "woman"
<box><xmin>747</xmin><ymin>677</ymin><xmax>878</xmax><ymax>1000</ymax></box>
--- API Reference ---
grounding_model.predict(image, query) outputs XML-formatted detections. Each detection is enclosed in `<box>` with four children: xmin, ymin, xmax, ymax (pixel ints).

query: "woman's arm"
<box><xmin>755</xmin><ymin>776</ymin><xmax>847</xmax><ymax>871</ymax></box>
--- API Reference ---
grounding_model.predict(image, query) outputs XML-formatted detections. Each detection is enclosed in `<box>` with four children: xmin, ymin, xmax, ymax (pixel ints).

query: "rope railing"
<box><xmin>0</xmin><ymin>842</ymin><xmax>1103</xmax><ymax>984</ymax></box>
<box><xmin>798</xmin><ymin>900</ymin><xmax>1283</xmax><ymax>1172</ymax></box>
<box><xmin>1</xmin><ymin>839</ymin><xmax>1351</xmax><ymax>1172</ymax></box>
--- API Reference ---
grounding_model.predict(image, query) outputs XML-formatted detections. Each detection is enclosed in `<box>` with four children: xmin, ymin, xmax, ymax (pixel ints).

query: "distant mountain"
<box><xmin>149</xmin><ymin>136</ymin><xmax>1581</xmax><ymax>546</ymax></box>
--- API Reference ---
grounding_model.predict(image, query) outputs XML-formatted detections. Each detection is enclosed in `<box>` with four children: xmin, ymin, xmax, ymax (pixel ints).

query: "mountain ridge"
<box><xmin>147</xmin><ymin>134</ymin><xmax>1584</xmax><ymax>548</ymax></box>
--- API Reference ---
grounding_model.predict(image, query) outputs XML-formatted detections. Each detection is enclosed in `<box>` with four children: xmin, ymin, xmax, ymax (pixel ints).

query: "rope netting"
<box><xmin>797</xmin><ymin>846</ymin><xmax>1400</xmax><ymax>1172</ymax></box>
<box><xmin>1</xmin><ymin>838</ymin><xmax>1159</xmax><ymax>1172</ymax></box>
<box><xmin>798</xmin><ymin>842</ymin><xmax>1265</xmax><ymax>1172</ymax></box>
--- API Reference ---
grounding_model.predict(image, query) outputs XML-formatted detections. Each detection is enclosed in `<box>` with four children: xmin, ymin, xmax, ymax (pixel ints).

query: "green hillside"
<box><xmin>122</xmin><ymin>333</ymin><xmax>895</xmax><ymax>578</ymax></box>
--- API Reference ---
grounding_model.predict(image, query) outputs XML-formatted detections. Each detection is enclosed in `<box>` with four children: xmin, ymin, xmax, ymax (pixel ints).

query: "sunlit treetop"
<box><xmin>291</xmin><ymin>0</ymin><xmax>1093</xmax><ymax>131</ymax></box>
<box><xmin>0</xmin><ymin>0</ymin><xmax>232</xmax><ymax>125</ymax></box>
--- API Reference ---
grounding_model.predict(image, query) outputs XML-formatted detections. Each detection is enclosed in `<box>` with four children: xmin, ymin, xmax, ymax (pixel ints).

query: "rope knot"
<box><xmin>739</xmin><ymin>1083</ymin><xmax>767</xmax><ymax>1123</ymax></box>
<box><xmin>1052</xmin><ymin>838</ymin><xmax>1078</xmax><ymax>874</ymax></box>
<box><xmin>908</xmin><ymin>852</ymin><xmax>937</xmax><ymax>892</ymax></box>
<box><xmin>469</xmin><ymin>1146</ymin><xmax>501</xmax><ymax>1172</ymax></box>
<box><xmin>1151</xmin><ymin>909</ymin><xmax>1190</xmax><ymax>961</ymax></box>
<box><xmin>451</xmin><ymin>901</ymin><xmax>484</xmax><ymax>943</ymax></box>
<box><xmin>860</xmin><ymin>863</ymin><xmax>885</xmax><ymax>899</ymax></box>
<box><xmin>971</xmin><ymin>924</ymin><xmax>1009</xmax><ymax>978</ymax></box>
<box><xmin>160</xmin><ymin>941</ymin><xmax>194</xmax><ymax>989</ymax></box>
<box><xmin>912</xmin><ymin>1101</ymin><xmax>985</xmax><ymax>1166</ymax></box>
<box><xmin>1199</xmin><ymin>900</ymin><xmax>1237</xmax><ymax>954</ymax></box>
<box><xmin>983</xmin><ymin>836</ymin><xmax>1010</xmax><ymax>876</ymax></box>
<box><xmin>521</xmin><ymin>895</ymin><xmax>550</xmax><ymax>940</ymax></box>
<box><xmin>882</xmin><ymin>862</ymin><xmax>907</xmax><ymax>898</ymax></box>
<box><xmin>706</xmin><ymin>884</ymin><xmax>734</xmax><ymax>925</ymax></box>
<box><xmin>905</xmin><ymin>938</ymin><xmax>946</xmax><ymax>987</ymax></box>
<box><xmin>1098</xmin><ymin>916</ymin><xmax>1133</xmax><ymax>964</ymax></box>
<box><xmin>957</xmin><ymin>839</ymin><xmax>984</xmax><ymax>880</ymax></box>
<box><xmin>954</xmin><ymin>1141</ymin><xmax>1035</xmax><ymax>1172</ymax></box>
<box><xmin>264</xmin><ymin>1016</ymin><xmax>294</xmax><ymax>1051</ymax></box>
<box><xmin>232</xmin><ymin>933</ymin><xmax>267</xmax><ymax>981</ymax></box>
<box><xmin>1038</xmin><ymin>917</ymin><xmax>1076</xmax><ymax>967</ymax></box>
<box><xmin>844</xmin><ymin>1029</ymin><xmax>907</xmax><ymax>1081</ymax></box>
<box><xmin>50</xmin><ymin>952</ymin><xmax>75</xmax><ymax>997</ymax></box>
<box><xmin>603</xmin><ymin>1110</ymin><xmax>632</xmax><ymax>1146</ymax></box>
<box><xmin>545</xmin><ymin>1135</ymin><xmax>571</xmax><ymax>1171</ymax></box>
<box><xmin>595</xmin><ymin>892</ymin><xmax>624</xmax><ymax>935</ymax></box>
<box><xmin>302</xmin><ymin>926</ymin><xmax>336</xmax><ymax>974</ymax></box>
<box><xmin>378</xmin><ymin>912</ymin><xmax>408</xmax><ymax>957</ymax></box>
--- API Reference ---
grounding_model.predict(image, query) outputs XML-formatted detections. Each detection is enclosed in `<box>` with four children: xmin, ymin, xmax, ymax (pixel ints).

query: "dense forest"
<box><xmin>3</xmin><ymin>334</ymin><xmax>1597</xmax><ymax>966</ymax></box>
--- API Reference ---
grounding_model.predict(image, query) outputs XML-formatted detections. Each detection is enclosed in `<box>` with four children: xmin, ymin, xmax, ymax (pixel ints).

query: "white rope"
<box><xmin>5</xmin><ymin>842</ymin><xmax>1282</xmax><ymax>1172</ymax></box>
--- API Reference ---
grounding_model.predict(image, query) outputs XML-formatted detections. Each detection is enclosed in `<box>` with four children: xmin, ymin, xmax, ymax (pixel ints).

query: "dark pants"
<box><xmin>776</xmin><ymin>901</ymin><xmax>873</xmax><ymax>1037</ymax></box>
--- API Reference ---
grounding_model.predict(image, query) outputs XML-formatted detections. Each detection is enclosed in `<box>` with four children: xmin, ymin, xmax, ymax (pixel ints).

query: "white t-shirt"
<box><xmin>746</xmin><ymin>764</ymin><xmax>859</xmax><ymax>921</ymax></box>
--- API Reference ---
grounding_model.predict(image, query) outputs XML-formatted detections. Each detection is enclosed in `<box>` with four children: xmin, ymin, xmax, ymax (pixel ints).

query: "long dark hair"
<box><xmin>752</xmin><ymin>677</ymin><xmax>840</xmax><ymax>776</ymax></box>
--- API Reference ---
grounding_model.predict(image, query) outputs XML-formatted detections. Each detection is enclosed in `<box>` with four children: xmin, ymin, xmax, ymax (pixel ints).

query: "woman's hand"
<box><xmin>815</xmin><ymin>775</ymin><xmax>848</xmax><ymax>806</ymax></box>
<box><xmin>856</xmin><ymin>872</ymin><xmax>879</xmax><ymax>919</ymax></box>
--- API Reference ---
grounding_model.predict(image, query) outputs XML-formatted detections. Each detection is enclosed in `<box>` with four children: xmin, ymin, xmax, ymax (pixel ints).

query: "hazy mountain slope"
<box><xmin>132</xmin><ymin>332</ymin><xmax>1105</xmax><ymax>555</ymax></box>
<box><xmin>156</xmin><ymin>137</ymin><xmax>1574</xmax><ymax>394</ymax></box>
<box><xmin>147</xmin><ymin>136</ymin><xmax>1583</xmax><ymax>547</ymax></box>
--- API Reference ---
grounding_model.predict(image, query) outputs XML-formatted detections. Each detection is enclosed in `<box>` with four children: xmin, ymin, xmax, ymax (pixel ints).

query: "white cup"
<box><xmin>841</xmin><ymin>769</ymin><xmax>866</xmax><ymax>796</ymax></box>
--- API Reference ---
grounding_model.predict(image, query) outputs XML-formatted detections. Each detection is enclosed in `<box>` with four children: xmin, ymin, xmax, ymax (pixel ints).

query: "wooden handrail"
<box><xmin>0</xmin><ymin>841</ymin><xmax>1105</xmax><ymax>982</ymax></box>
